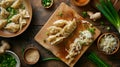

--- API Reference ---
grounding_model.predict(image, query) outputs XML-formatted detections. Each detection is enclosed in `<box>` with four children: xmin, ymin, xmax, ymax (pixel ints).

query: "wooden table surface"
<box><xmin>0</xmin><ymin>0</ymin><xmax>120</xmax><ymax>67</ymax></box>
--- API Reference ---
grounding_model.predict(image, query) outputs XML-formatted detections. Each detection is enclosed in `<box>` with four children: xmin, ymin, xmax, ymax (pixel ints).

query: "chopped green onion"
<box><xmin>96</xmin><ymin>0</ymin><xmax>120</xmax><ymax>33</ymax></box>
<box><xmin>6</xmin><ymin>7</ymin><xmax>18</xmax><ymax>23</ymax></box>
<box><xmin>106</xmin><ymin>26</ymin><xmax>110</xmax><ymax>30</ymax></box>
<box><xmin>88</xmin><ymin>28</ymin><xmax>95</xmax><ymax>34</ymax></box>
<box><xmin>58</xmin><ymin>11</ymin><xmax>63</xmax><ymax>17</ymax></box>
<box><xmin>7</xmin><ymin>20</ymin><xmax>12</xmax><ymax>23</ymax></box>
<box><xmin>22</xmin><ymin>47</ymin><xmax>25</xmax><ymax>55</ymax></box>
<box><xmin>42</xmin><ymin>0</ymin><xmax>52</xmax><ymax>7</ymax></box>
<box><xmin>100</xmin><ymin>21</ymin><xmax>104</xmax><ymax>25</ymax></box>
<box><xmin>0</xmin><ymin>53</ymin><xmax>17</xmax><ymax>67</ymax></box>
<box><xmin>21</xmin><ymin>4</ymin><xmax>25</xmax><ymax>9</ymax></box>
<box><xmin>81</xmin><ymin>11</ymin><xmax>87</xmax><ymax>18</ymax></box>
<box><xmin>46</xmin><ymin>32</ymin><xmax>49</xmax><ymax>36</ymax></box>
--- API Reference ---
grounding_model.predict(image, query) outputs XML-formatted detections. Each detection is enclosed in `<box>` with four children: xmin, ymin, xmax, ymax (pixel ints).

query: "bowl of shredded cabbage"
<box><xmin>97</xmin><ymin>33</ymin><xmax>119</xmax><ymax>55</ymax></box>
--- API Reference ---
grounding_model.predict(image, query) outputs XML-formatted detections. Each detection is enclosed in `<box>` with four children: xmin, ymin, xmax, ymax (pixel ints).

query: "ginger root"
<box><xmin>87</xmin><ymin>11</ymin><xmax>101</xmax><ymax>21</ymax></box>
<box><xmin>0</xmin><ymin>40</ymin><xmax>10</xmax><ymax>54</ymax></box>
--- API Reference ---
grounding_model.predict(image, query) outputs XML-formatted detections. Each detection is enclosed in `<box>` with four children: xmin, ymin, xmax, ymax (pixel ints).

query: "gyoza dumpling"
<box><xmin>51</xmin><ymin>37</ymin><xmax>64</xmax><ymax>45</ymax></box>
<box><xmin>11</xmin><ymin>0</ymin><xmax>22</xmax><ymax>9</ymax></box>
<box><xmin>10</xmin><ymin>14</ymin><xmax>21</xmax><ymax>23</ymax></box>
<box><xmin>0</xmin><ymin>0</ymin><xmax>15</xmax><ymax>8</ymax></box>
<box><xmin>47</xmin><ymin>26</ymin><xmax>62</xmax><ymax>35</ymax></box>
<box><xmin>53</xmin><ymin>20</ymin><xmax>68</xmax><ymax>28</ymax></box>
<box><xmin>19</xmin><ymin>9</ymin><xmax>30</xmax><ymax>18</ymax></box>
<box><xmin>0</xmin><ymin>19</ymin><xmax>7</xmax><ymax>29</ymax></box>
<box><xmin>46</xmin><ymin>34</ymin><xmax>64</xmax><ymax>45</ymax></box>
<box><xmin>0</xmin><ymin>7</ymin><xmax>9</xmax><ymax>19</ymax></box>
<box><xmin>60</xmin><ymin>19</ymin><xmax>77</xmax><ymax>37</ymax></box>
<box><xmin>19</xmin><ymin>17</ymin><xmax>27</xmax><ymax>30</ymax></box>
<box><xmin>4</xmin><ymin>22</ymin><xmax>20</xmax><ymax>33</ymax></box>
<box><xmin>47</xmin><ymin>35</ymin><xmax>57</xmax><ymax>43</ymax></box>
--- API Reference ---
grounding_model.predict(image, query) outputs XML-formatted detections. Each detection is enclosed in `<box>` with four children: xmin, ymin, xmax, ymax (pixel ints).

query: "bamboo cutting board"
<box><xmin>34</xmin><ymin>2</ymin><xmax>101</xmax><ymax>67</ymax></box>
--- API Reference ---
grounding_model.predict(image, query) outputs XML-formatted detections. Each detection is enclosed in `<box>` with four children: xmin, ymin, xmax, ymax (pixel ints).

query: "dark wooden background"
<box><xmin>0</xmin><ymin>0</ymin><xmax>120</xmax><ymax>67</ymax></box>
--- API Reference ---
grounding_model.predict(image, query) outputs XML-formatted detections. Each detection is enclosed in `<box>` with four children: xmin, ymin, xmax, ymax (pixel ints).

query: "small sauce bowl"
<box><xmin>23</xmin><ymin>47</ymin><xmax>40</xmax><ymax>64</ymax></box>
<box><xmin>41</xmin><ymin>0</ymin><xmax>53</xmax><ymax>8</ymax></box>
<box><xmin>97</xmin><ymin>33</ymin><xmax>119</xmax><ymax>55</ymax></box>
<box><xmin>71</xmin><ymin>0</ymin><xmax>90</xmax><ymax>6</ymax></box>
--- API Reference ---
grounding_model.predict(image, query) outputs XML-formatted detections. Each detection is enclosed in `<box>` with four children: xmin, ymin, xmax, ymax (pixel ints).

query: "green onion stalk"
<box><xmin>40</xmin><ymin>58</ymin><xmax>60</xmax><ymax>62</ymax></box>
<box><xmin>96</xmin><ymin>0</ymin><xmax>120</xmax><ymax>33</ymax></box>
<box><xmin>88</xmin><ymin>52</ymin><xmax>110</xmax><ymax>67</ymax></box>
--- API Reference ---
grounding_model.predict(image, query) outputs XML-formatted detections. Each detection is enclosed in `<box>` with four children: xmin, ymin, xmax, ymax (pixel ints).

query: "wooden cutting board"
<box><xmin>34</xmin><ymin>2</ymin><xmax>101</xmax><ymax>67</ymax></box>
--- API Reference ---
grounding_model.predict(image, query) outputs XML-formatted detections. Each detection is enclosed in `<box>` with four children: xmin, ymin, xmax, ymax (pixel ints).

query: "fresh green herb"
<box><xmin>42</xmin><ymin>0</ymin><xmax>52</xmax><ymax>7</ymax></box>
<box><xmin>96</xmin><ymin>0</ymin><xmax>120</xmax><ymax>33</ymax></box>
<box><xmin>100</xmin><ymin>21</ymin><xmax>104</xmax><ymax>25</ymax></box>
<box><xmin>82</xmin><ymin>11</ymin><xmax>87</xmax><ymax>18</ymax></box>
<box><xmin>7</xmin><ymin>20</ymin><xmax>12</xmax><ymax>23</ymax></box>
<box><xmin>0</xmin><ymin>53</ymin><xmax>17</xmax><ymax>67</ymax></box>
<box><xmin>46</xmin><ymin>32</ymin><xmax>49</xmax><ymax>36</ymax></box>
<box><xmin>106</xmin><ymin>26</ymin><xmax>110</xmax><ymax>30</ymax></box>
<box><xmin>76</xmin><ymin>20</ymin><xmax>81</xmax><ymax>23</ymax></box>
<box><xmin>7</xmin><ymin>7</ymin><xmax>17</xmax><ymax>15</ymax></box>
<box><xmin>88</xmin><ymin>28</ymin><xmax>95</xmax><ymax>34</ymax></box>
<box><xmin>58</xmin><ymin>11</ymin><xmax>63</xmax><ymax>17</ymax></box>
<box><xmin>21</xmin><ymin>4</ymin><xmax>25</xmax><ymax>9</ymax></box>
<box><xmin>88</xmin><ymin>52</ymin><xmax>110</xmax><ymax>67</ymax></box>
<box><xmin>22</xmin><ymin>47</ymin><xmax>25</xmax><ymax>55</ymax></box>
<box><xmin>41</xmin><ymin>58</ymin><xmax>60</xmax><ymax>62</ymax></box>
<box><xmin>6</xmin><ymin>7</ymin><xmax>18</xmax><ymax>23</ymax></box>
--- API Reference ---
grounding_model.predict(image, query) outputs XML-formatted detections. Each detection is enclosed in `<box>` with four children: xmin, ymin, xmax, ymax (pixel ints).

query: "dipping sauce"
<box><xmin>71</xmin><ymin>0</ymin><xmax>90</xmax><ymax>6</ymax></box>
<box><xmin>24</xmin><ymin>47</ymin><xmax>40</xmax><ymax>64</ymax></box>
<box><xmin>76</xmin><ymin>0</ymin><xmax>87</xmax><ymax>4</ymax></box>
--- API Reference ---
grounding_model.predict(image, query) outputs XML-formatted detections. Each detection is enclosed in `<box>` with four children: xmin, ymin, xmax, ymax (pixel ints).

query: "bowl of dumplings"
<box><xmin>0</xmin><ymin>0</ymin><xmax>32</xmax><ymax>37</ymax></box>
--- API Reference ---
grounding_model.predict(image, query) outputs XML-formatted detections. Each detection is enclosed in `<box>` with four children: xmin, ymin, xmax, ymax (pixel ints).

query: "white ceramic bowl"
<box><xmin>6</xmin><ymin>50</ymin><xmax>20</xmax><ymax>67</ymax></box>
